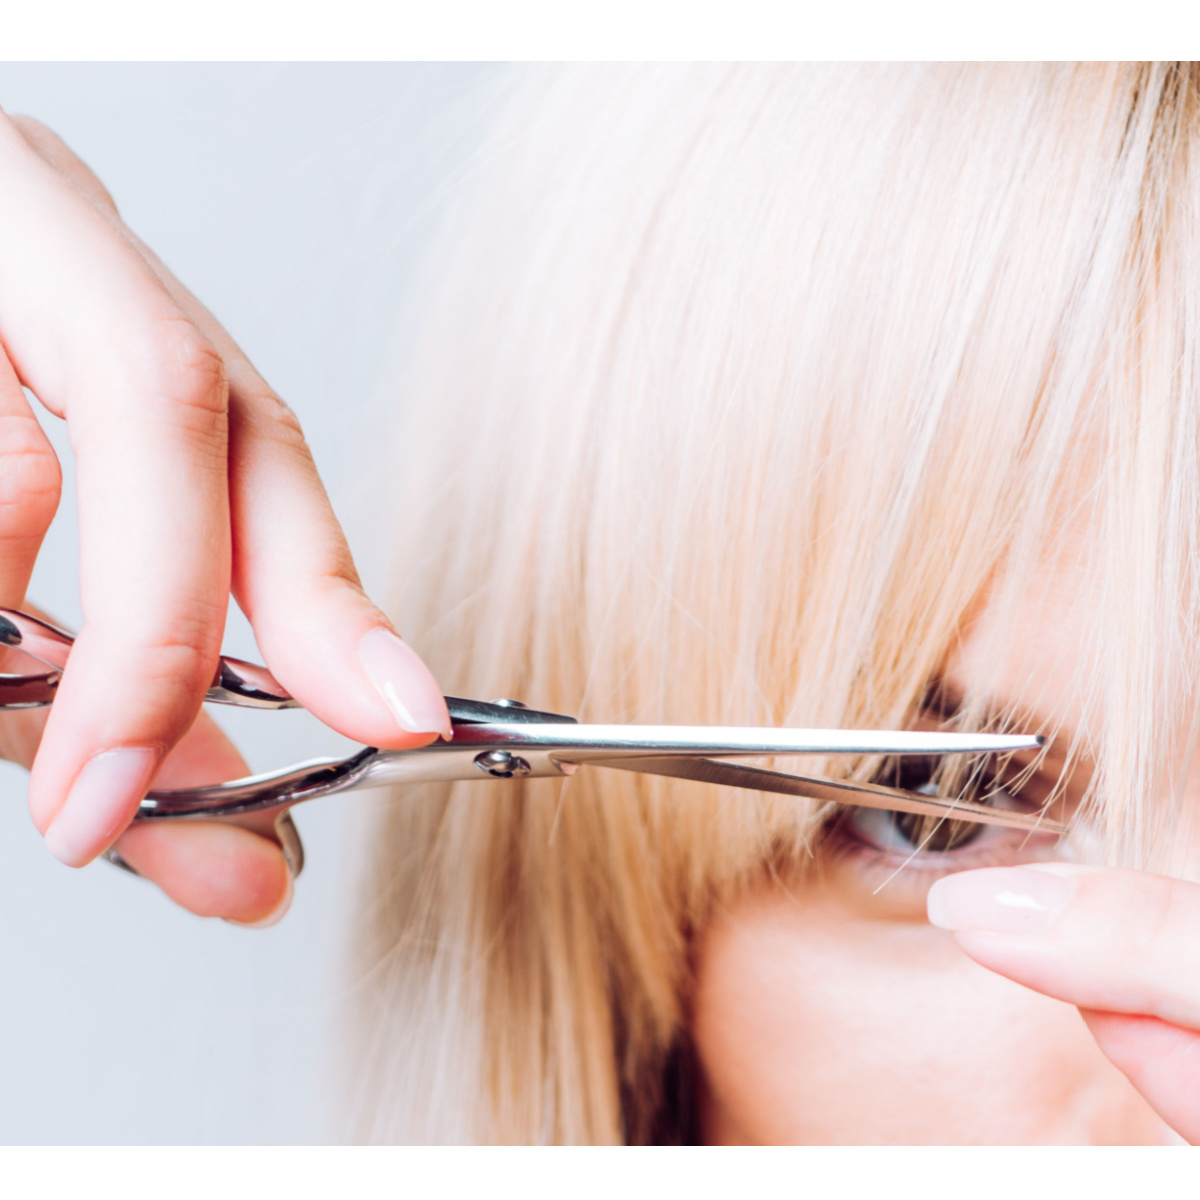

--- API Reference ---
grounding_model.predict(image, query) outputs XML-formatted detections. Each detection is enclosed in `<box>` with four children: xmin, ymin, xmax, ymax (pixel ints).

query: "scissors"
<box><xmin>0</xmin><ymin>608</ymin><xmax>1059</xmax><ymax>876</ymax></box>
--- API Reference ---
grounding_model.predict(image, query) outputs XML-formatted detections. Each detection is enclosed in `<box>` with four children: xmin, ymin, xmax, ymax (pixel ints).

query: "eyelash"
<box><xmin>827</xmin><ymin>807</ymin><xmax>1035</xmax><ymax>877</ymax></box>
<box><xmin>822</xmin><ymin>760</ymin><xmax>1054</xmax><ymax>878</ymax></box>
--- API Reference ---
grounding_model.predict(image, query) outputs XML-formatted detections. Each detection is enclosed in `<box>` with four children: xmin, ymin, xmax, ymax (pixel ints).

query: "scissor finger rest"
<box><xmin>0</xmin><ymin>607</ymin><xmax>298</xmax><ymax>709</ymax></box>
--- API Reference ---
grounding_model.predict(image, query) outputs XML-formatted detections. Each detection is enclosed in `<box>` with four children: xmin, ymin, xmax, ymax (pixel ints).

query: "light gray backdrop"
<box><xmin>0</xmin><ymin>62</ymin><xmax>502</xmax><ymax>1144</ymax></box>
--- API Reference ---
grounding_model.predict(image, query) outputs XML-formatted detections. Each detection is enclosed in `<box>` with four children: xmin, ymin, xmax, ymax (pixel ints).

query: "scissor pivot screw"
<box><xmin>474</xmin><ymin>750</ymin><xmax>532</xmax><ymax>778</ymax></box>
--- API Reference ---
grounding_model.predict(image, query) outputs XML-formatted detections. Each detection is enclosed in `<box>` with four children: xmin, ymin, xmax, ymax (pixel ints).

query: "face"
<box><xmin>690</xmin><ymin>538</ymin><xmax>1188</xmax><ymax>1145</ymax></box>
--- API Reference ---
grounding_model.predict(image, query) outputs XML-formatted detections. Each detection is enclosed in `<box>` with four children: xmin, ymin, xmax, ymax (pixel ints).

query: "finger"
<box><xmin>118</xmin><ymin>238</ymin><xmax>451</xmax><ymax>749</ymax></box>
<box><xmin>26</xmin><ymin>704</ymin><xmax>293</xmax><ymax>927</ymax></box>
<box><xmin>117</xmin><ymin>723</ymin><xmax>295</xmax><ymax>925</ymax></box>
<box><xmin>112</xmin><ymin>822</ymin><xmax>293</xmax><ymax>927</ymax></box>
<box><xmin>0</xmin><ymin>154</ymin><xmax>233</xmax><ymax>869</ymax></box>
<box><xmin>0</xmin><ymin>348</ymin><xmax>61</xmax><ymax>608</ymax></box>
<box><xmin>927</xmin><ymin>865</ymin><xmax>1200</xmax><ymax>1028</ymax></box>
<box><xmin>0</xmin><ymin>121</ymin><xmax>303</xmax><ymax>901</ymax></box>
<box><xmin>24</xmin><ymin>309</ymin><xmax>232</xmax><ymax>868</ymax></box>
<box><xmin>0</xmin><ymin>124</ymin><xmax>235</xmax><ymax>865</ymax></box>
<box><xmin>227</xmin><ymin>372</ymin><xmax>453</xmax><ymax>749</ymax></box>
<box><xmin>0</xmin><ymin>646</ymin><xmax>292</xmax><ymax>925</ymax></box>
<box><xmin>0</xmin><ymin>120</ymin><xmax>307</xmax><ymax>896</ymax></box>
<box><xmin>1079</xmin><ymin>1009</ymin><xmax>1200</xmax><ymax>1144</ymax></box>
<box><xmin>928</xmin><ymin>864</ymin><xmax>1200</xmax><ymax>1143</ymax></box>
<box><xmin>7</xmin><ymin>113</ymin><xmax>120</xmax><ymax>216</ymax></box>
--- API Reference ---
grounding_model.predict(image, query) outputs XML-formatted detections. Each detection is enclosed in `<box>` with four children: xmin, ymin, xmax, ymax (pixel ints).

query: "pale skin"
<box><xmin>693</xmin><ymin>538</ymin><xmax>1200</xmax><ymax>1144</ymax></box>
<box><xmin>0</xmin><ymin>113</ymin><xmax>450</xmax><ymax>926</ymax></box>
<box><xmin>5</xmin><ymin>115</ymin><xmax>1198</xmax><ymax>1140</ymax></box>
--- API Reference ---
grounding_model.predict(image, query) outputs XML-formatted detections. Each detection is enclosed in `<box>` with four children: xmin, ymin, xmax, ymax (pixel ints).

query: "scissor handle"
<box><xmin>0</xmin><ymin>607</ymin><xmax>577</xmax><ymax>725</ymax></box>
<box><xmin>0</xmin><ymin>607</ymin><xmax>298</xmax><ymax>710</ymax></box>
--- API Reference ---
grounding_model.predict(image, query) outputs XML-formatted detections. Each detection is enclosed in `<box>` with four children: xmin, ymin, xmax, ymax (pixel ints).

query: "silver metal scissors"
<box><xmin>0</xmin><ymin>608</ymin><xmax>1059</xmax><ymax>876</ymax></box>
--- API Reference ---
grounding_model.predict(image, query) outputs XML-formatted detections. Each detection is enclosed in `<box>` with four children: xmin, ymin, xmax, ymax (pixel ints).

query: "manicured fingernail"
<box><xmin>44</xmin><ymin>747</ymin><xmax>158</xmax><ymax>868</ymax></box>
<box><xmin>927</xmin><ymin>866</ymin><xmax>1075</xmax><ymax>934</ymax></box>
<box><xmin>226</xmin><ymin>870</ymin><xmax>294</xmax><ymax>930</ymax></box>
<box><xmin>358</xmin><ymin>627</ymin><xmax>451</xmax><ymax>738</ymax></box>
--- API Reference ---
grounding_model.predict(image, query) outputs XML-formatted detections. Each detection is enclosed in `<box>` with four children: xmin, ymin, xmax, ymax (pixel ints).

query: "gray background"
<box><xmin>0</xmin><ymin>62</ymin><xmax>502</xmax><ymax>1144</ymax></box>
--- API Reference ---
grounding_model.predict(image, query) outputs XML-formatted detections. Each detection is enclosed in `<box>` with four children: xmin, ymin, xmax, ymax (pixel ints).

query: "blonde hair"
<box><xmin>347</xmin><ymin>63</ymin><xmax>1200</xmax><ymax>1143</ymax></box>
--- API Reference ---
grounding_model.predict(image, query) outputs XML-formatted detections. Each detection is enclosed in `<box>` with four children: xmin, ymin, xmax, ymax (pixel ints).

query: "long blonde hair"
<box><xmin>347</xmin><ymin>63</ymin><xmax>1200</xmax><ymax>1143</ymax></box>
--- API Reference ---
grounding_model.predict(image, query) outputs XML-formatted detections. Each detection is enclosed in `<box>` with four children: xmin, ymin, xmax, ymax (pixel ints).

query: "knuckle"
<box><xmin>129</xmin><ymin>318</ymin><xmax>230</xmax><ymax>456</ymax></box>
<box><xmin>118</xmin><ymin>614</ymin><xmax>223</xmax><ymax>708</ymax></box>
<box><xmin>136</xmin><ymin>318</ymin><xmax>229</xmax><ymax>416</ymax></box>
<box><xmin>238</xmin><ymin>381</ymin><xmax>308</xmax><ymax>447</ymax></box>
<box><xmin>0</xmin><ymin>419</ymin><xmax>62</xmax><ymax>529</ymax></box>
<box><xmin>312</xmin><ymin>552</ymin><xmax>365</xmax><ymax>595</ymax></box>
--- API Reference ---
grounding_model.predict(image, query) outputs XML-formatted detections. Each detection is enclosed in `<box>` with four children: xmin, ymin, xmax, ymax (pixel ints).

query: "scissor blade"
<box><xmin>594</xmin><ymin>756</ymin><xmax>1065</xmax><ymax>835</ymax></box>
<box><xmin>449</xmin><ymin>722</ymin><xmax>1043</xmax><ymax>759</ymax></box>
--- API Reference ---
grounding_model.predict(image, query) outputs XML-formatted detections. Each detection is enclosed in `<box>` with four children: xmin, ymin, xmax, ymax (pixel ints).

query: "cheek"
<box><xmin>691</xmin><ymin>886</ymin><xmax>1152</xmax><ymax>1144</ymax></box>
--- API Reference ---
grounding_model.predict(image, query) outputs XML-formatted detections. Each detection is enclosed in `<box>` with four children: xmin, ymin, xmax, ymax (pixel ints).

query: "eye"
<box><xmin>843</xmin><ymin>806</ymin><xmax>989</xmax><ymax>856</ymax></box>
<box><xmin>840</xmin><ymin>756</ymin><xmax>1028</xmax><ymax>859</ymax></box>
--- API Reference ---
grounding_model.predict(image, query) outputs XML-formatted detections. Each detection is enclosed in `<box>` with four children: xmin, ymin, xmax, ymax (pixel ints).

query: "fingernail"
<box><xmin>227</xmin><ymin>870</ymin><xmax>294</xmax><ymax>930</ymax></box>
<box><xmin>44</xmin><ymin>747</ymin><xmax>158</xmax><ymax>868</ymax></box>
<box><xmin>927</xmin><ymin>866</ymin><xmax>1075</xmax><ymax>935</ymax></box>
<box><xmin>358</xmin><ymin>627</ymin><xmax>451</xmax><ymax>738</ymax></box>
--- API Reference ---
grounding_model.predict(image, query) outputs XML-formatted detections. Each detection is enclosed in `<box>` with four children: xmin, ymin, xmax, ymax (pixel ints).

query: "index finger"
<box><xmin>928</xmin><ymin>863</ymin><xmax>1200</xmax><ymax>1143</ymax></box>
<box><xmin>928</xmin><ymin>864</ymin><xmax>1200</xmax><ymax>1028</ymax></box>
